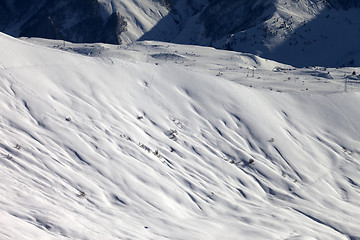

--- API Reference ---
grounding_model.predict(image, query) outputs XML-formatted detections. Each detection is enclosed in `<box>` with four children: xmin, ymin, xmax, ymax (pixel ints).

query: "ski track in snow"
<box><xmin>0</xmin><ymin>33</ymin><xmax>360</xmax><ymax>240</ymax></box>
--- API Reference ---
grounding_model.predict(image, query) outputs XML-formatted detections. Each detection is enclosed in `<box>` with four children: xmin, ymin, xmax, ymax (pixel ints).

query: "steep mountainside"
<box><xmin>143</xmin><ymin>0</ymin><xmax>360</xmax><ymax>67</ymax></box>
<box><xmin>1</xmin><ymin>31</ymin><xmax>360</xmax><ymax>240</ymax></box>
<box><xmin>0</xmin><ymin>0</ymin><xmax>168</xmax><ymax>44</ymax></box>
<box><xmin>1</xmin><ymin>0</ymin><xmax>360</xmax><ymax>65</ymax></box>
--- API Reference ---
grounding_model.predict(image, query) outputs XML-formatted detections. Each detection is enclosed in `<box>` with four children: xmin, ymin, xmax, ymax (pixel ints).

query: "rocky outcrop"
<box><xmin>0</xmin><ymin>0</ymin><xmax>127</xmax><ymax>44</ymax></box>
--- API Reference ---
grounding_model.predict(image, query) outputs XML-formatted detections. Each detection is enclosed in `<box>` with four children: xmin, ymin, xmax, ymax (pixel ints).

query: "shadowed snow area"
<box><xmin>1</xmin><ymin>33</ymin><xmax>360</xmax><ymax>240</ymax></box>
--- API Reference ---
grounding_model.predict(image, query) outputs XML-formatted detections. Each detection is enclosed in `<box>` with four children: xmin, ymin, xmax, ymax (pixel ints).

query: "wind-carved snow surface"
<box><xmin>1</xmin><ymin>33</ymin><xmax>360</xmax><ymax>240</ymax></box>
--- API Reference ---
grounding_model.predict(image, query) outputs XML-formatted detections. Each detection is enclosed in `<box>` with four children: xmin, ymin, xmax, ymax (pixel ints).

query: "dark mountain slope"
<box><xmin>1</xmin><ymin>0</ymin><xmax>360</xmax><ymax>66</ymax></box>
<box><xmin>0</xmin><ymin>0</ymin><xmax>127</xmax><ymax>44</ymax></box>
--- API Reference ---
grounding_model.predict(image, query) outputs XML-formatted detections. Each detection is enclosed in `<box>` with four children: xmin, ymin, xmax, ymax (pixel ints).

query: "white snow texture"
<box><xmin>0</xmin><ymin>32</ymin><xmax>360</xmax><ymax>240</ymax></box>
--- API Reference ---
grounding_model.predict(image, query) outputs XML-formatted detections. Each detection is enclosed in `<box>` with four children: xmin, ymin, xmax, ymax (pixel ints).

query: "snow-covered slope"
<box><xmin>142</xmin><ymin>0</ymin><xmax>360</xmax><ymax>67</ymax></box>
<box><xmin>0</xmin><ymin>0</ymin><xmax>169</xmax><ymax>44</ymax></box>
<box><xmin>1</xmin><ymin>33</ymin><xmax>360</xmax><ymax>240</ymax></box>
<box><xmin>2</xmin><ymin>0</ymin><xmax>360</xmax><ymax>67</ymax></box>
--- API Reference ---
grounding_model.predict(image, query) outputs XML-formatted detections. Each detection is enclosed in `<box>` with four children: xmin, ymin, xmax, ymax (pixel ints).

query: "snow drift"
<box><xmin>0</xmin><ymin>32</ymin><xmax>360</xmax><ymax>240</ymax></box>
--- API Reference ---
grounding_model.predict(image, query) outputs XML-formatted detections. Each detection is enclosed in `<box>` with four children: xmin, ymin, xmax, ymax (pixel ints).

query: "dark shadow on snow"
<box><xmin>261</xmin><ymin>6</ymin><xmax>360</xmax><ymax>67</ymax></box>
<box><xmin>140</xmin><ymin>0</ymin><xmax>360</xmax><ymax>68</ymax></box>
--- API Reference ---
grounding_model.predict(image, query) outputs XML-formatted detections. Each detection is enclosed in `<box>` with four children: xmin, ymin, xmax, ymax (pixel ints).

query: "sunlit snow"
<box><xmin>1</xmin><ymin>33</ymin><xmax>360</xmax><ymax>240</ymax></box>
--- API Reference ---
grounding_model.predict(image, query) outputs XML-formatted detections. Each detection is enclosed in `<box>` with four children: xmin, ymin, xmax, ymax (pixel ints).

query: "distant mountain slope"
<box><xmin>1</xmin><ymin>0</ymin><xmax>360</xmax><ymax>66</ymax></box>
<box><xmin>0</xmin><ymin>0</ymin><xmax>168</xmax><ymax>44</ymax></box>
<box><xmin>143</xmin><ymin>0</ymin><xmax>360</xmax><ymax>67</ymax></box>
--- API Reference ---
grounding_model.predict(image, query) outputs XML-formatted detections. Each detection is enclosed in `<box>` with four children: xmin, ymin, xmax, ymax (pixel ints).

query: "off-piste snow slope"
<box><xmin>1</xmin><ymin>32</ymin><xmax>360</xmax><ymax>240</ymax></box>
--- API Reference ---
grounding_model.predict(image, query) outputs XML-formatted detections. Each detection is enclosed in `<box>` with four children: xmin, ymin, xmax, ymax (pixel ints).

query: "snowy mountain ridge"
<box><xmin>1</xmin><ymin>0</ymin><xmax>360</xmax><ymax>67</ymax></box>
<box><xmin>1</xmin><ymin>32</ymin><xmax>360</xmax><ymax>239</ymax></box>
